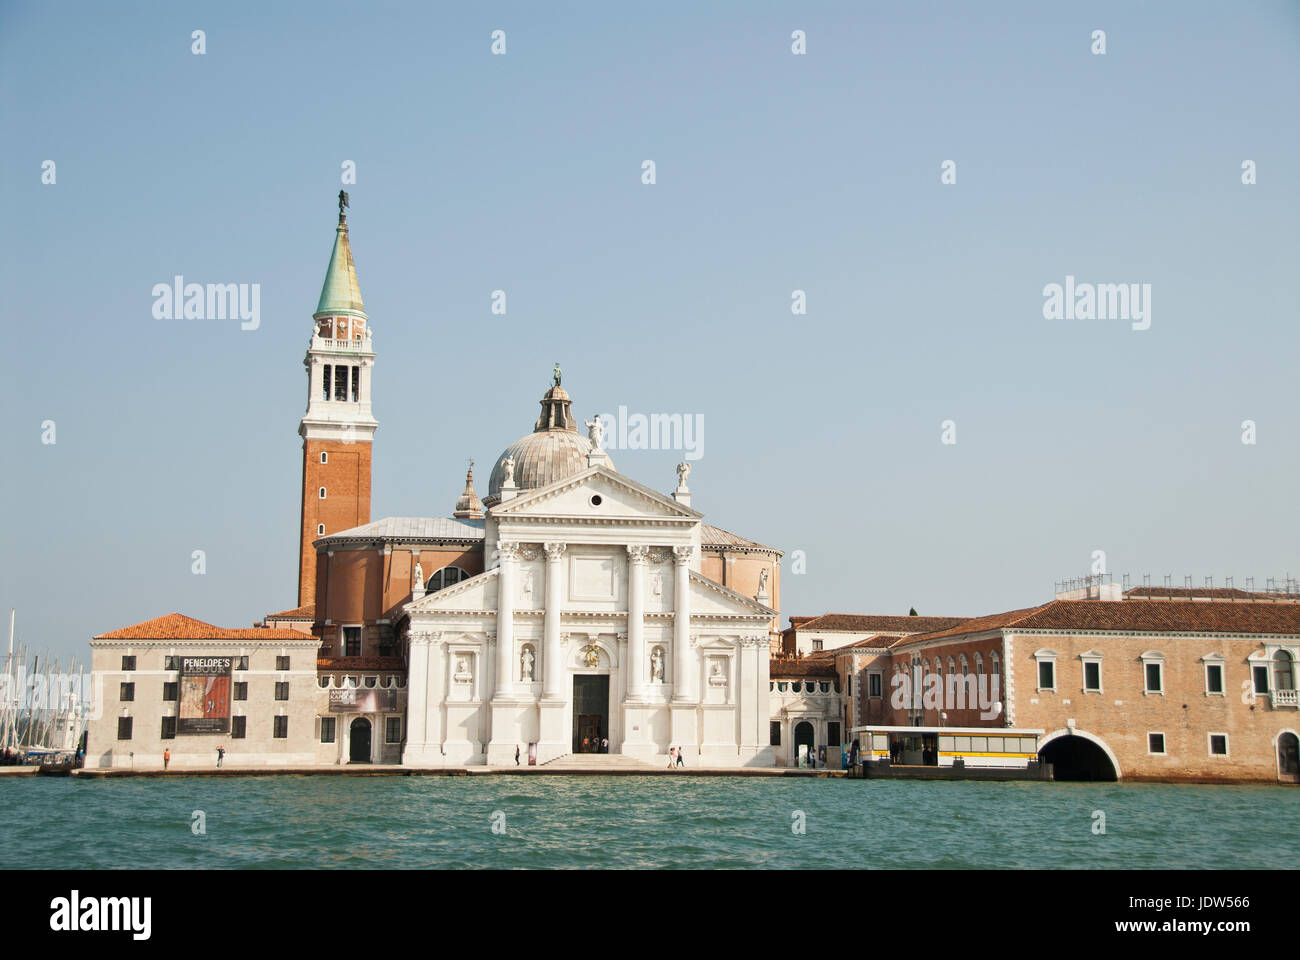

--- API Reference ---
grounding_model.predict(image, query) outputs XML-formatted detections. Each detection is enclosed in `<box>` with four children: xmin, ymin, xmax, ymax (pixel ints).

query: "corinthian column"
<box><xmin>543</xmin><ymin>542</ymin><xmax>567</xmax><ymax>698</ymax></box>
<box><xmin>626</xmin><ymin>545</ymin><xmax>649</xmax><ymax>699</ymax></box>
<box><xmin>494</xmin><ymin>541</ymin><xmax>518</xmax><ymax>698</ymax></box>
<box><xmin>673</xmin><ymin>545</ymin><xmax>694</xmax><ymax>701</ymax></box>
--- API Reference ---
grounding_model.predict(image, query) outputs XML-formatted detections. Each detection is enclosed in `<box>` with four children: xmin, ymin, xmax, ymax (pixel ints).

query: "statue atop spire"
<box><xmin>337</xmin><ymin>189</ymin><xmax>349</xmax><ymax>226</ymax></box>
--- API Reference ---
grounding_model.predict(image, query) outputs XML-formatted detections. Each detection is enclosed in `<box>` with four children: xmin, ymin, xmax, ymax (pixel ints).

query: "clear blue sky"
<box><xmin>2</xmin><ymin>1</ymin><xmax>1297</xmax><ymax>663</ymax></box>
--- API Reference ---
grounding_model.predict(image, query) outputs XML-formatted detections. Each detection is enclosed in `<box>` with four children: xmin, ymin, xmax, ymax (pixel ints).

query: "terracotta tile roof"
<box><xmin>893</xmin><ymin>599</ymin><xmax>1300</xmax><ymax>648</ymax></box>
<box><xmin>1018</xmin><ymin>599</ymin><xmax>1300</xmax><ymax>634</ymax></box>
<box><xmin>266</xmin><ymin>604</ymin><xmax>314</xmax><ymax>620</ymax></box>
<box><xmin>794</xmin><ymin>613</ymin><xmax>971</xmax><ymax>634</ymax></box>
<box><xmin>1123</xmin><ymin>586</ymin><xmax>1288</xmax><ymax>601</ymax></box>
<box><xmin>317</xmin><ymin>656</ymin><xmax>405</xmax><ymax>671</ymax></box>
<box><xmin>891</xmin><ymin>605</ymin><xmax>1051</xmax><ymax>646</ymax></box>
<box><xmin>700</xmin><ymin>524</ymin><xmax>779</xmax><ymax>552</ymax></box>
<box><xmin>847</xmin><ymin>633</ymin><xmax>906</xmax><ymax>649</ymax></box>
<box><xmin>94</xmin><ymin>613</ymin><xmax>307</xmax><ymax>641</ymax></box>
<box><xmin>770</xmin><ymin>658</ymin><xmax>840</xmax><ymax>679</ymax></box>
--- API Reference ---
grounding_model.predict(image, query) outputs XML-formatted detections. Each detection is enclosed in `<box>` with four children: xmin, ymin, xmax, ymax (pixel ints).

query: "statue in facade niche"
<box><xmin>454</xmin><ymin>657</ymin><xmax>473</xmax><ymax>683</ymax></box>
<box><xmin>651</xmin><ymin>572</ymin><xmax>663</xmax><ymax>596</ymax></box>
<box><xmin>584</xmin><ymin>416</ymin><xmax>605</xmax><ymax>449</ymax></box>
<box><xmin>521</xmin><ymin>647</ymin><xmax>535</xmax><ymax>682</ymax></box>
<box><xmin>650</xmin><ymin>647</ymin><xmax>664</xmax><ymax>682</ymax></box>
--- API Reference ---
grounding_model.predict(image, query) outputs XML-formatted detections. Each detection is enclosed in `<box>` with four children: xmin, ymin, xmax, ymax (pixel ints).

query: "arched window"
<box><xmin>959</xmin><ymin>654</ymin><xmax>969</xmax><ymax>677</ymax></box>
<box><xmin>1274</xmin><ymin>651</ymin><xmax>1295</xmax><ymax>692</ymax></box>
<box><xmin>428</xmin><ymin>566</ymin><xmax>469</xmax><ymax>593</ymax></box>
<box><xmin>974</xmin><ymin>653</ymin><xmax>984</xmax><ymax>675</ymax></box>
<box><xmin>991</xmin><ymin>651</ymin><xmax>1001</xmax><ymax>679</ymax></box>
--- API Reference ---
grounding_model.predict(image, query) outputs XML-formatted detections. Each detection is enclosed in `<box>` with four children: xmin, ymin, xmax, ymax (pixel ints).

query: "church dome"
<box><xmin>486</xmin><ymin>379</ymin><xmax>615</xmax><ymax>502</ymax></box>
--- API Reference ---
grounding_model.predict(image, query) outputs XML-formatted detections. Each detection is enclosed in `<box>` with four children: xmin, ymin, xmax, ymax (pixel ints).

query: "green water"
<box><xmin>0</xmin><ymin>776</ymin><xmax>1294</xmax><ymax>869</ymax></box>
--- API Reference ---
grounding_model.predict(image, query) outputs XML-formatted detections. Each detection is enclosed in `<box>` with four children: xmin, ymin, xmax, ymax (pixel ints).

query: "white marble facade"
<box><xmin>401</xmin><ymin>465</ymin><xmax>776</xmax><ymax>767</ymax></box>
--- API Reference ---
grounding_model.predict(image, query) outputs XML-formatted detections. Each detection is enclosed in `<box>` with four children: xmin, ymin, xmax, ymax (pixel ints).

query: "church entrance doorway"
<box><xmin>794</xmin><ymin>721</ymin><xmax>815</xmax><ymax>767</ymax></box>
<box><xmin>572</xmin><ymin>675</ymin><xmax>609</xmax><ymax>753</ymax></box>
<box><xmin>349</xmin><ymin>718</ymin><xmax>371</xmax><ymax>763</ymax></box>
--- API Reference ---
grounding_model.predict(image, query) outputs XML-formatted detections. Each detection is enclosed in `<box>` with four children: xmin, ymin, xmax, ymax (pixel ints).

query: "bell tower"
<box><xmin>296</xmin><ymin>192</ymin><xmax>378</xmax><ymax>607</ymax></box>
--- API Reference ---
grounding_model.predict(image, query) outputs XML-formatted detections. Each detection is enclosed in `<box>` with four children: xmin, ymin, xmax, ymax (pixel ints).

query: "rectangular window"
<box><xmin>273</xmin><ymin>716</ymin><xmax>289</xmax><ymax>739</ymax></box>
<box><xmin>275</xmin><ymin>682</ymin><xmax>289</xmax><ymax>701</ymax></box>
<box><xmin>321</xmin><ymin>717</ymin><xmax>336</xmax><ymax>744</ymax></box>
<box><xmin>351</xmin><ymin>366</ymin><xmax>360</xmax><ymax>402</ymax></box>
<box><xmin>1145</xmin><ymin>662</ymin><xmax>1163</xmax><ymax>693</ymax></box>
<box><xmin>1038</xmin><ymin>661</ymin><xmax>1055</xmax><ymax>690</ymax></box>
<box><xmin>164</xmin><ymin>656</ymin><xmax>179</xmax><ymax>670</ymax></box>
<box><xmin>276</xmin><ymin>656</ymin><xmax>290</xmax><ymax>671</ymax></box>
<box><xmin>234</xmin><ymin>656</ymin><xmax>249</xmax><ymax>671</ymax></box>
<box><xmin>233</xmin><ymin>682</ymin><xmax>247</xmax><ymax>701</ymax></box>
<box><xmin>1148</xmin><ymin>732</ymin><xmax>1166</xmax><ymax>755</ymax></box>
<box><xmin>1083</xmin><ymin>661</ymin><xmax>1101</xmax><ymax>692</ymax></box>
<box><xmin>827</xmin><ymin>722</ymin><xmax>841</xmax><ymax>747</ymax></box>
<box><xmin>120</xmin><ymin>682</ymin><xmax>135</xmax><ymax>702</ymax></box>
<box><xmin>322</xmin><ymin>364</ymin><xmax>331</xmax><ymax>400</ymax></box>
<box><xmin>117</xmin><ymin>717</ymin><xmax>133</xmax><ymax>740</ymax></box>
<box><xmin>812</xmin><ymin>639</ymin><xmax>823</xmax><ymax>652</ymax></box>
<box><xmin>1253</xmin><ymin>665</ymin><xmax>1269</xmax><ymax>695</ymax></box>
<box><xmin>868</xmin><ymin>673</ymin><xmax>882</xmax><ymax>698</ymax></box>
<box><xmin>343</xmin><ymin>626</ymin><xmax>362</xmax><ymax>657</ymax></box>
<box><xmin>770</xmin><ymin>721</ymin><xmax>781</xmax><ymax>746</ymax></box>
<box><xmin>386</xmin><ymin>717</ymin><xmax>402</xmax><ymax>743</ymax></box>
<box><xmin>1209</xmin><ymin>734</ymin><xmax>1228</xmax><ymax>756</ymax></box>
<box><xmin>121</xmin><ymin>655</ymin><xmax>136</xmax><ymax>671</ymax></box>
<box><xmin>160</xmin><ymin>716</ymin><xmax>176</xmax><ymax>740</ymax></box>
<box><xmin>162</xmin><ymin>682</ymin><xmax>178</xmax><ymax>701</ymax></box>
<box><xmin>1205</xmin><ymin>663</ymin><xmax>1224</xmax><ymax>695</ymax></box>
<box><xmin>231</xmin><ymin>715</ymin><xmax>246</xmax><ymax>739</ymax></box>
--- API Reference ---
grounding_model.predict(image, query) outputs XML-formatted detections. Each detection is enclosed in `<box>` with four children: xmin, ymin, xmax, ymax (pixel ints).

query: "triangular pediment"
<box><xmin>492</xmin><ymin>465</ymin><xmax>701</xmax><ymax>523</ymax></box>
<box><xmin>405</xmin><ymin>567</ymin><xmax>498</xmax><ymax>614</ymax></box>
<box><xmin>690</xmin><ymin>570</ymin><xmax>777</xmax><ymax>619</ymax></box>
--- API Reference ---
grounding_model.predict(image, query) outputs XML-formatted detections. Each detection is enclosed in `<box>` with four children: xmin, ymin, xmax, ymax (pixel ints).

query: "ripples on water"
<box><xmin>0</xmin><ymin>776</ymin><xmax>1294</xmax><ymax>869</ymax></box>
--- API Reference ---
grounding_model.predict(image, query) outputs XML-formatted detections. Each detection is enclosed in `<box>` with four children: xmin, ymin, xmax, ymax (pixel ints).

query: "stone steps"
<box><xmin>540</xmin><ymin>753</ymin><xmax>656</xmax><ymax>768</ymax></box>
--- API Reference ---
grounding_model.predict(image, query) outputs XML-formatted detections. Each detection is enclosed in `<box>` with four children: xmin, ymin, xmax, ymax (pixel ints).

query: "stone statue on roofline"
<box><xmin>584</xmin><ymin>416</ymin><xmax>605</xmax><ymax>449</ymax></box>
<box><xmin>676</xmin><ymin>461</ymin><xmax>691</xmax><ymax>489</ymax></box>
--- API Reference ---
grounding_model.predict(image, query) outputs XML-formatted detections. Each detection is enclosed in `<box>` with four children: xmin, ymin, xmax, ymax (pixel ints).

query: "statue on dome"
<box><xmin>553</xmin><ymin>362</ymin><xmax>562</xmax><ymax>387</ymax></box>
<box><xmin>584</xmin><ymin>416</ymin><xmax>605</xmax><ymax>449</ymax></box>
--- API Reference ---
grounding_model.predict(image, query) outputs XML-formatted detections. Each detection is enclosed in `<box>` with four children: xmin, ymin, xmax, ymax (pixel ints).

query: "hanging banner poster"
<box><xmin>177</xmin><ymin>657</ymin><xmax>233</xmax><ymax>734</ymax></box>
<box><xmin>328</xmin><ymin>686</ymin><xmax>398</xmax><ymax>713</ymax></box>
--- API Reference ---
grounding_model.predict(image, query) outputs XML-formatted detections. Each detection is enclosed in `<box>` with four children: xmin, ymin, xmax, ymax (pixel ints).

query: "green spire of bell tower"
<box><xmin>315</xmin><ymin>190</ymin><xmax>366</xmax><ymax>318</ymax></box>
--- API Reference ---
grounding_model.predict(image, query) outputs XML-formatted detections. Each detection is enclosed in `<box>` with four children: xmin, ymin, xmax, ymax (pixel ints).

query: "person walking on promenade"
<box><xmin>216</xmin><ymin>745</ymin><xmax>225</xmax><ymax>769</ymax></box>
<box><xmin>667</xmin><ymin>746</ymin><xmax>676</xmax><ymax>769</ymax></box>
<box><xmin>675</xmin><ymin>746</ymin><xmax>684</xmax><ymax>768</ymax></box>
<box><xmin>163</xmin><ymin>748</ymin><xmax>170</xmax><ymax>771</ymax></box>
<box><xmin>515</xmin><ymin>744</ymin><xmax>520</xmax><ymax>766</ymax></box>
